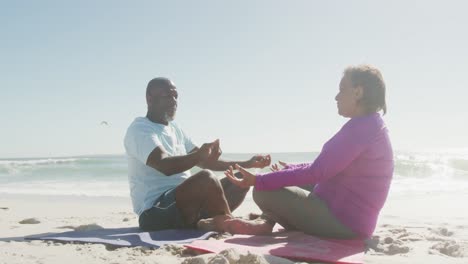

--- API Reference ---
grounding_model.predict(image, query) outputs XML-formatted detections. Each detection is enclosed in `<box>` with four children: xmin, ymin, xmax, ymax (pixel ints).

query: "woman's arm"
<box><xmin>255</xmin><ymin>123</ymin><xmax>369</xmax><ymax>190</ymax></box>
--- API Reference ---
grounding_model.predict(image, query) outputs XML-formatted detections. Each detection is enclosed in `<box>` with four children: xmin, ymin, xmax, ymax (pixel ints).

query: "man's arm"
<box><xmin>146</xmin><ymin>143</ymin><xmax>212</xmax><ymax>176</ymax></box>
<box><xmin>198</xmin><ymin>154</ymin><xmax>251</xmax><ymax>171</ymax></box>
<box><xmin>190</xmin><ymin>147</ymin><xmax>271</xmax><ymax>171</ymax></box>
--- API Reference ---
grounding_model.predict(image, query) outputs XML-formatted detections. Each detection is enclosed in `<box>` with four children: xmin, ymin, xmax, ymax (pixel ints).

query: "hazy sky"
<box><xmin>1</xmin><ymin>1</ymin><xmax>467</xmax><ymax>158</ymax></box>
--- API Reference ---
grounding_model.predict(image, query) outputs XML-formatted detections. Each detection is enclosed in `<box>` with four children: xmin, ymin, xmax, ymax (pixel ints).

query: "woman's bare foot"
<box><xmin>223</xmin><ymin>218</ymin><xmax>274</xmax><ymax>235</ymax></box>
<box><xmin>196</xmin><ymin>214</ymin><xmax>232</xmax><ymax>232</ymax></box>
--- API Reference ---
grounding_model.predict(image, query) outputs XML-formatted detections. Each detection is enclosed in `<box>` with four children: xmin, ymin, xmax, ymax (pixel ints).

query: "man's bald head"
<box><xmin>146</xmin><ymin>77</ymin><xmax>175</xmax><ymax>97</ymax></box>
<box><xmin>145</xmin><ymin>77</ymin><xmax>178</xmax><ymax>124</ymax></box>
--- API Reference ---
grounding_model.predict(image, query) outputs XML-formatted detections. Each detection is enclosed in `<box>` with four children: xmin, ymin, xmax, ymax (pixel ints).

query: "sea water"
<box><xmin>1</xmin><ymin>151</ymin><xmax>468</xmax><ymax>202</ymax></box>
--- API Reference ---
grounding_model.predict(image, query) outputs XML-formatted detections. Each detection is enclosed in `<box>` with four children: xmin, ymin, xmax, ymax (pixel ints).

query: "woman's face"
<box><xmin>335</xmin><ymin>75</ymin><xmax>363</xmax><ymax>118</ymax></box>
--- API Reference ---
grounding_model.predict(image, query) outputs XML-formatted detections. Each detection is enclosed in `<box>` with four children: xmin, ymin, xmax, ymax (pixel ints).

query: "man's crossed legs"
<box><xmin>139</xmin><ymin>169</ymin><xmax>248</xmax><ymax>231</ymax></box>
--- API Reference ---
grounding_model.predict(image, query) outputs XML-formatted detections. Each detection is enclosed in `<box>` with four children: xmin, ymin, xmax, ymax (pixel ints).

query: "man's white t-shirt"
<box><xmin>124</xmin><ymin>117</ymin><xmax>197</xmax><ymax>216</ymax></box>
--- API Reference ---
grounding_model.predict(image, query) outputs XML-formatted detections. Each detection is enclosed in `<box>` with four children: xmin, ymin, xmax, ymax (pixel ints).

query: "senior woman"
<box><xmin>223</xmin><ymin>65</ymin><xmax>394</xmax><ymax>239</ymax></box>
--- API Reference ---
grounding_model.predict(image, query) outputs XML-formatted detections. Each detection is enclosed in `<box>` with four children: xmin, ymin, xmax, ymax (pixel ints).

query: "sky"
<box><xmin>1</xmin><ymin>0</ymin><xmax>467</xmax><ymax>158</ymax></box>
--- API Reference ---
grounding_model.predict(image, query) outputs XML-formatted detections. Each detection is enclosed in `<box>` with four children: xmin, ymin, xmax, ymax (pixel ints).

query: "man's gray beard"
<box><xmin>164</xmin><ymin>112</ymin><xmax>175</xmax><ymax>122</ymax></box>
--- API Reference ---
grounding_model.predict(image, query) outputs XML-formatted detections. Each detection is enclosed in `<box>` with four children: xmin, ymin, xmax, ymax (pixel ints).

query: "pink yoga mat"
<box><xmin>186</xmin><ymin>231</ymin><xmax>365</xmax><ymax>264</ymax></box>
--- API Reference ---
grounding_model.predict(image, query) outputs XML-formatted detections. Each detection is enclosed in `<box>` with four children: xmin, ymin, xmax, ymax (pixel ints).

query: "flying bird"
<box><xmin>100</xmin><ymin>121</ymin><xmax>109</xmax><ymax>126</ymax></box>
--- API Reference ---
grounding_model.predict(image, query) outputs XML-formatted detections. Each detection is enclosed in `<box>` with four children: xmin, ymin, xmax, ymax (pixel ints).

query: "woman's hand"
<box><xmin>270</xmin><ymin>161</ymin><xmax>289</xmax><ymax>172</ymax></box>
<box><xmin>246</xmin><ymin>154</ymin><xmax>271</xmax><ymax>169</ymax></box>
<box><xmin>224</xmin><ymin>164</ymin><xmax>256</xmax><ymax>188</ymax></box>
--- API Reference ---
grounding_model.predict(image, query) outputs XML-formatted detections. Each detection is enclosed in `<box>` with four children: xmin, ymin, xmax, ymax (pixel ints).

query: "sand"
<box><xmin>1</xmin><ymin>192</ymin><xmax>468</xmax><ymax>264</ymax></box>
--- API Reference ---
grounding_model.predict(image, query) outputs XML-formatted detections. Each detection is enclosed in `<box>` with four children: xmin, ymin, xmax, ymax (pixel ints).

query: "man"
<box><xmin>124</xmin><ymin>77</ymin><xmax>271</xmax><ymax>232</ymax></box>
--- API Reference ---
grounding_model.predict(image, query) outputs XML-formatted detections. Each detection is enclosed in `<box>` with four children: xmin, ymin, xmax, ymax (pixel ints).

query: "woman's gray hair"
<box><xmin>344</xmin><ymin>65</ymin><xmax>387</xmax><ymax>115</ymax></box>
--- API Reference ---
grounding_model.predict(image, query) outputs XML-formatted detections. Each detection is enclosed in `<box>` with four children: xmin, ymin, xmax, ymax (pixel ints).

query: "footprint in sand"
<box><xmin>75</xmin><ymin>224</ymin><xmax>104</xmax><ymax>231</ymax></box>
<box><xmin>19</xmin><ymin>218</ymin><xmax>41</xmax><ymax>224</ymax></box>
<box><xmin>367</xmin><ymin>229</ymin><xmax>411</xmax><ymax>255</ymax></box>
<box><xmin>429</xmin><ymin>241</ymin><xmax>465</xmax><ymax>258</ymax></box>
<box><xmin>385</xmin><ymin>243</ymin><xmax>410</xmax><ymax>255</ymax></box>
<box><xmin>426</xmin><ymin>227</ymin><xmax>455</xmax><ymax>242</ymax></box>
<box><xmin>396</xmin><ymin>232</ymin><xmax>424</xmax><ymax>242</ymax></box>
<box><xmin>388</xmin><ymin>228</ymin><xmax>407</xmax><ymax>235</ymax></box>
<box><xmin>386</xmin><ymin>227</ymin><xmax>424</xmax><ymax>242</ymax></box>
<box><xmin>182</xmin><ymin>253</ymin><xmax>223</xmax><ymax>264</ymax></box>
<box><xmin>376</xmin><ymin>237</ymin><xmax>410</xmax><ymax>255</ymax></box>
<box><xmin>182</xmin><ymin>249</ymin><xmax>295</xmax><ymax>264</ymax></box>
<box><xmin>57</xmin><ymin>224</ymin><xmax>104</xmax><ymax>231</ymax></box>
<box><xmin>429</xmin><ymin>227</ymin><xmax>454</xmax><ymax>237</ymax></box>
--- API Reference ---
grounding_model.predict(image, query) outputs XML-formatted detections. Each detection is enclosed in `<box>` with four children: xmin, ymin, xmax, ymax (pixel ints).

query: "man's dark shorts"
<box><xmin>139</xmin><ymin>187</ymin><xmax>191</xmax><ymax>231</ymax></box>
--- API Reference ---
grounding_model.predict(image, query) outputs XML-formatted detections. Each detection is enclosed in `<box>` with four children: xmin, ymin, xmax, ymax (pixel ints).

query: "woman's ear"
<box><xmin>354</xmin><ymin>85</ymin><xmax>364</xmax><ymax>100</ymax></box>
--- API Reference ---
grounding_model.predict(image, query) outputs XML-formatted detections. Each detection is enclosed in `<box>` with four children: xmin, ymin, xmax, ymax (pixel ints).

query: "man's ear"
<box><xmin>146</xmin><ymin>93</ymin><xmax>153</xmax><ymax>104</ymax></box>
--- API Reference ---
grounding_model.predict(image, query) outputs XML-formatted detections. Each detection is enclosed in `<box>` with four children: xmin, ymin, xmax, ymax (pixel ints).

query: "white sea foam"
<box><xmin>0</xmin><ymin>158</ymin><xmax>82</xmax><ymax>166</ymax></box>
<box><xmin>0</xmin><ymin>152</ymin><xmax>467</xmax><ymax>198</ymax></box>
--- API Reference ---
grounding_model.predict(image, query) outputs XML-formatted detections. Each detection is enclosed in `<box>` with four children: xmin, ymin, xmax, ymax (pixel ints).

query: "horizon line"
<box><xmin>1</xmin><ymin>147</ymin><xmax>468</xmax><ymax>160</ymax></box>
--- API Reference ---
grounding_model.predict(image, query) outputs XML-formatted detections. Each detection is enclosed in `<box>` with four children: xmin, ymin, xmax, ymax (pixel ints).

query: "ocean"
<box><xmin>1</xmin><ymin>151</ymin><xmax>468</xmax><ymax>199</ymax></box>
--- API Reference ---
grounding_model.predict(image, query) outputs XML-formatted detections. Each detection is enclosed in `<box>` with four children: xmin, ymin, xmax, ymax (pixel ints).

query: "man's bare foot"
<box><xmin>196</xmin><ymin>214</ymin><xmax>232</xmax><ymax>232</ymax></box>
<box><xmin>248</xmin><ymin>212</ymin><xmax>262</xmax><ymax>220</ymax></box>
<box><xmin>223</xmin><ymin>218</ymin><xmax>274</xmax><ymax>235</ymax></box>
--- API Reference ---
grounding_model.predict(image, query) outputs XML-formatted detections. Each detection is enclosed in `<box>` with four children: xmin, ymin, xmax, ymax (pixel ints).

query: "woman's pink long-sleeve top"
<box><xmin>255</xmin><ymin>113</ymin><xmax>394</xmax><ymax>238</ymax></box>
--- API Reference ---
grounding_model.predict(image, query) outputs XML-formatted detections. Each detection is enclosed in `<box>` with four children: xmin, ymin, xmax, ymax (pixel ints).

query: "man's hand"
<box><xmin>246</xmin><ymin>154</ymin><xmax>271</xmax><ymax>169</ymax></box>
<box><xmin>208</xmin><ymin>139</ymin><xmax>222</xmax><ymax>163</ymax></box>
<box><xmin>198</xmin><ymin>139</ymin><xmax>222</xmax><ymax>165</ymax></box>
<box><xmin>270</xmin><ymin>161</ymin><xmax>289</xmax><ymax>172</ymax></box>
<box><xmin>198</xmin><ymin>141</ymin><xmax>214</xmax><ymax>160</ymax></box>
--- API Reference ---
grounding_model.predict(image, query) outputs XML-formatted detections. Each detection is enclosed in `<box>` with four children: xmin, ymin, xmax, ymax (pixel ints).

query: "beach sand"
<box><xmin>1</xmin><ymin>192</ymin><xmax>467</xmax><ymax>264</ymax></box>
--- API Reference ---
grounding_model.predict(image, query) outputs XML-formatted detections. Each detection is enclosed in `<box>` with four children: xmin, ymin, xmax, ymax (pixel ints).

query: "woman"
<box><xmin>224</xmin><ymin>65</ymin><xmax>394</xmax><ymax>239</ymax></box>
